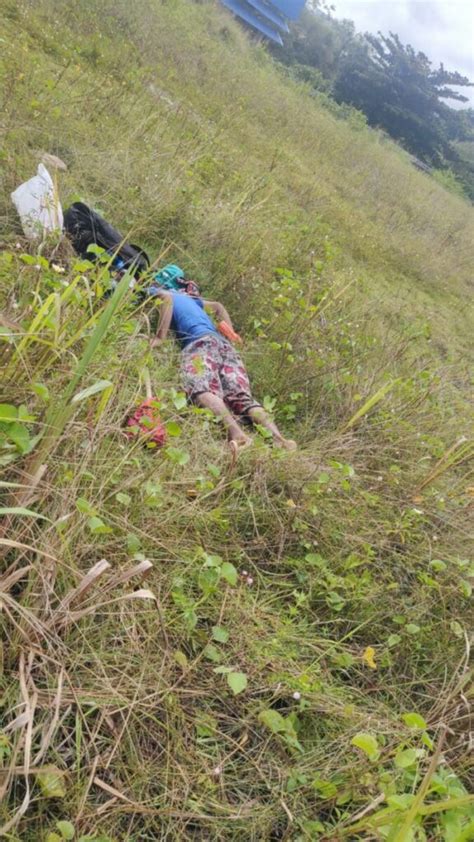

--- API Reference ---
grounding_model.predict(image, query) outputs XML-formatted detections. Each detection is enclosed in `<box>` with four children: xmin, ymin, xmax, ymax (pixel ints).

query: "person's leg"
<box><xmin>195</xmin><ymin>391</ymin><xmax>251</xmax><ymax>446</ymax></box>
<box><xmin>219</xmin><ymin>338</ymin><xmax>297</xmax><ymax>450</ymax></box>
<box><xmin>181</xmin><ymin>336</ymin><xmax>250</xmax><ymax>447</ymax></box>
<box><xmin>247</xmin><ymin>406</ymin><xmax>297</xmax><ymax>450</ymax></box>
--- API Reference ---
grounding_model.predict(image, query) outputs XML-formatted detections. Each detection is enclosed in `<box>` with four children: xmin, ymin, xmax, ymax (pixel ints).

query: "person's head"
<box><xmin>153</xmin><ymin>264</ymin><xmax>201</xmax><ymax>297</ymax></box>
<box><xmin>153</xmin><ymin>264</ymin><xmax>185</xmax><ymax>290</ymax></box>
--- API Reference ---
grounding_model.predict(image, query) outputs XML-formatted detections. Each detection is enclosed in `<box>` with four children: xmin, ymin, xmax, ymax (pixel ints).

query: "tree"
<box><xmin>270</xmin><ymin>7</ymin><xmax>357</xmax><ymax>84</ymax></box>
<box><xmin>333</xmin><ymin>32</ymin><xmax>474</xmax><ymax>165</ymax></box>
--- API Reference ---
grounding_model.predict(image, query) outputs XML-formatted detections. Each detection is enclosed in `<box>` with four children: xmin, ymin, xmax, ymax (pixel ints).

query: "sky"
<box><xmin>331</xmin><ymin>0</ymin><xmax>474</xmax><ymax>107</ymax></box>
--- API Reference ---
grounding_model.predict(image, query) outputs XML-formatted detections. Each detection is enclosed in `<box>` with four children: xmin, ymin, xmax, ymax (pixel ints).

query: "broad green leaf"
<box><xmin>227</xmin><ymin>671</ymin><xmax>247</xmax><ymax>695</ymax></box>
<box><xmin>72</xmin><ymin>379</ymin><xmax>113</xmax><ymax>403</ymax></box>
<box><xmin>430</xmin><ymin>559</ymin><xmax>447</xmax><ymax>572</ymax></box>
<box><xmin>73</xmin><ymin>259</ymin><xmax>95</xmax><ymax>272</ymax></box>
<box><xmin>258</xmin><ymin>708</ymin><xmax>287</xmax><ymax>734</ymax></box>
<box><xmin>126</xmin><ymin>533</ymin><xmax>141</xmax><ymax>554</ymax></box>
<box><xmin>402</xmin><ymin>712</ymin><xmax>427</xmax><ymax>730</ymax></box>
<box><xmin>32</xmin><ymin>382</ymin><xmax>50</xmax><ymax>402</ymax></box>
<box><xmin>88</xmin><ymin>516</ymin><xmax>112</xmax><ymax>535</ymax></box>
<box><xmin>332</xmin><ymin>651</ymin><xmax>355</xmax><ymax>668</ymax></box>
<box><xmin>18</xmin><ymin>405</ymin><xmax>34</xmax><ymax>422</ymax></box>
<box><xmin>301</xmin><ymin>821</ymin><xmax>326</xmax><ymax>835</ymax></box>
<box><xmin>421</xmin><ymin>731</ymin><xmax>434</xmax><ymax>750</ymax></box>
<box><xmin>6</xmin><ymin>421</ymin><xmax>30</xmax><ymax>453</ymax></box>
<box><xmin>86</xmin><ymin>243</ymin><xmax>106</xmax><ymax>255</ymax></box>
<box><xmin>46</xmin><ymin>834</ymin><xmax>62</xmax><ymax>842</ymax></box>
<box><xmin>172</xmin><ymin>393</ymin><xmax>187</xmax><ymax>410</ymax></box>
<box><xmin>203</xmin><ymin>644</ymin><xmax>221</xmax><ymax>662</ymax></box>
<box><xmin>305</xmin><ymin>552</ymin><xmax>325</xmax><ymax>567</ymax></box>
<box><xmin>115</xmin><ymin>492</ymin><xmax>131</xmax><ymax>506</ymax></box>
<box><xmin>202</xmin><ymin>553</ymin><xmax>222</xmax><ymax>568</ymax></box>
<box><xmin>388</xmin><ymin>634</ymin><xmax>402</xmax><ymax>647</ymax></box>
<box><xmin>166</xmin><ymin>447</ymin><xmax>190</xmax><ymax>465</ymax></box>
<box><xmin>312</xmin><ymin>778</ymin><xmax>338</xmax><ymax>798</ymax></box>
<box><xmin>212</xmin><ymin>625</ymin><xmax>229</xmax><ymax>643</ymax></box>
<box><xmin>36</xmin><ymin>767</ymin><xmax>66</xmax><ymax>798</ymax></box>
<box><xmin>351</xmin><ymin>732</ymin><xmax>379</xmax><ymax>760</ymax></box>
<box><xmin>20</xmin><ymin>252</ymin><xmax>48</xmax><ymax>266</ymax></box>
<box><xmin>0</xmin><ymin>506</ymin><xmax>49</xmax><ymax>520</ymax></box>
<box><xmin>76</xmin><ymin>497</ymin><xmax>96</xmax><ymax>515</ymax></box>
<box><xmin>183</xmin><ymin>607</ymin><xmax>198</xmax><ymax>631</ymax></box>
<box><xmin>326</xmin><ymin>590</ymin><xmax>345</xmax><ymax>611</ymax></box>
<box><xmin>440</xmin><ymin>813</ymin><xmax>464</xmax><ymax>842</ymax></box>
<box><xmin>450</xmin><ymin>620</ymin><xmax>464</xmax><ymax>638</ymax></box>
<box><xmin>0</xmin><ymin>403</ymin><xmax>18</xmax><ymax>422</ymax></box>
<box><xmin>165</xmin><ymin>421</ymin><xmax>182</xmax><ymax>437</ymax></box>
<box><xmin>198</xmin><ymin>566</ymin><xmax>220</xmax><ymax>594</ymax></box>
<box><xmin>405</xmin><ymin>624</ymin><xmax>420</xmax><ymax>635</ymax></box>
<box><xmin>460</xmin><ymin>579</ymin><xmax>472</xmax><ymax>598</ymax></box>
<box><xmin>56</xmin><ymin>820</ymin><xmax>75</xmax><ymax>840</ymax></box>
<box><xmin>395</xmin><ymin>748</ymin><xmax>418</xmax><ymax>768</ymax></box>
<box><xmin>174</xmin><ymin>650</ymin><xmax>188</xmax><ymax>669</ymax></box>
<box><xmin>220</xmin><ymin>561</ymin><xmax>237</xmax><ymax>586</ymax></box>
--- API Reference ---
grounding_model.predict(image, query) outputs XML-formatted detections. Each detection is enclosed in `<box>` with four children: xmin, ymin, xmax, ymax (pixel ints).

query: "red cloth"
<box><xmin>126</xmin><ymin>399</ymin><xmax>166</xmax><ymax>447</ymax></box>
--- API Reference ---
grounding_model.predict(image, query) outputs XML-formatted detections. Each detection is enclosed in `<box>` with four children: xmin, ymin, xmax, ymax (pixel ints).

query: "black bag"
<box><xmin>63</xmin><ymin>202</ymin><xmax>149</xmax><ymax>275</ymax></box>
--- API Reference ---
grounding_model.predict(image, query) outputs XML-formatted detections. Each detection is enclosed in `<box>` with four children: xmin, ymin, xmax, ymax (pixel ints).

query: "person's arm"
<box><xmin>203</xmin><ymin>299</ymin><xmax>234</xmax><ymax>330</ymax></box>
<box><xmin>203</xmin><ymin>299</ymin><xmax>242</xmax><ymax>344</ymax></box>
<box><xmin>150</xmin><ymin>292</ymin><xmax>173</xmax><ymax>347</ymax></box>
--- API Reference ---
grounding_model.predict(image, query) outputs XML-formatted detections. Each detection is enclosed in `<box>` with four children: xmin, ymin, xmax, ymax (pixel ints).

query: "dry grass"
<box><xmin>1</xmin><ymin>0</ymin><xmax>473</xmax><ymax>839</ymax></box>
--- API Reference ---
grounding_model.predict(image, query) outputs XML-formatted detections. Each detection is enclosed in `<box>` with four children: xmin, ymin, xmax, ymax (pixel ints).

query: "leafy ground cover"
<box><xmin>0</xmin><ymin>1</ymin><xmax>473</xmax><ymax>839</ymax></box>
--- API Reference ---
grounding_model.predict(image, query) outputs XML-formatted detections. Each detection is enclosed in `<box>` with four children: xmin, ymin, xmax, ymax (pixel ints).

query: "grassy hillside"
<box><xmin>1</xmin><ymin>1</ymin><xmax>473</xmax><ymax>840</ymax></box>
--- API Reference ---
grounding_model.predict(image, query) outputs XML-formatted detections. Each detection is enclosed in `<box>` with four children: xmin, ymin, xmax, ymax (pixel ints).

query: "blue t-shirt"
<box><xmin>170</xmin><ymin>292</ymin><xmax>218</xmax><ymax>348</ymax></box>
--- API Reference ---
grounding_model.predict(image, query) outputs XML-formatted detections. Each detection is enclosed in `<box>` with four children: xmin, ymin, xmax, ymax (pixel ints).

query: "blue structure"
<box><xmin>220</xmin><ymin>0</ymin><xmax>305</xmax><ymax>45</ymax></box>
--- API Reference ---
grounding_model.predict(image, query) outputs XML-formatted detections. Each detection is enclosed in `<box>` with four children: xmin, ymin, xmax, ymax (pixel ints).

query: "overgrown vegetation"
<box><xmin>1</xmin><ymin>0</ymin><xmax>473</xmax><ymax>839</ymax></box>
<box><xmin>271</xmin><ymin>2</ymin><xmax>474</xmax><ymax>200</ymax></box>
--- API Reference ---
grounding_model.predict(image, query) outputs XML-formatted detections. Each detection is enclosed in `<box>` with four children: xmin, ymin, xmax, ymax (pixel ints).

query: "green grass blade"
<box><xmin>342</xmin><ymin>379</ymin><xmax>400</xmax><ymax>431</ymax></box>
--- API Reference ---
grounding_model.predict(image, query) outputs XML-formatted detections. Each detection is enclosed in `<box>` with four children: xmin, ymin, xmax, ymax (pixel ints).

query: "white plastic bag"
<box><xmin>11</xmin><ymin>164</ymin><xmax>63</xmax><ymax>239</ymax></box>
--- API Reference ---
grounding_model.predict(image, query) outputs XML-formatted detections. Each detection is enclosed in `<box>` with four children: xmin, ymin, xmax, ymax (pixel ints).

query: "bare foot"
<box><xmin>275</xmin><ymin>438</ymin><xmax>297</xmax><ymax>451</ymax></box>
<box><xmin>229</xmin><ymin>435</ymin><xmax>252</xmax><ymax>459</ymax></box>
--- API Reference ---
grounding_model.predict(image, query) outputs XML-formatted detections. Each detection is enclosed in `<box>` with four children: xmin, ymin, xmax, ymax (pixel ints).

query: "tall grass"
<box><xmin>1</xmin><ymin>0</ymin><xmax>473</xmax><ymax>839</ymax></box>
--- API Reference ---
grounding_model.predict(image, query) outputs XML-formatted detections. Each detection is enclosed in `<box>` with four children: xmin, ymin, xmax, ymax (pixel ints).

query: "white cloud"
<box><xmin>331</xmin><ymin>0</ymin><xmax>474</xmax><ymax>106</ymax></box>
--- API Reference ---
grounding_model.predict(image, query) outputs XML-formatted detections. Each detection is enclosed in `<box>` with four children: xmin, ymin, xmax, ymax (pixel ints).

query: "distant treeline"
<box><xmin>270</xmin><ymin>2</ymin><xmax>474</xmax><ymax>200</ymax></box>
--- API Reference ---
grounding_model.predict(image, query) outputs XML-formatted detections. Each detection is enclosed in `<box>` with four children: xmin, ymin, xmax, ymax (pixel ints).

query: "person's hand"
<box><xmin>217</xmin><ymin>320</ymin><xmax>243</xmax><ymax>344</ymax></box>
<box><xmin>150</xmin><ymin>336</ymin><xmax>163</xmax><ymax>349</ymax></box>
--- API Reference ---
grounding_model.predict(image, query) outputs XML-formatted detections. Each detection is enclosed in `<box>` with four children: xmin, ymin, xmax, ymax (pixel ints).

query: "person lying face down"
<box><xmin>149</xmin><ymin>264</ymin><xmax>297</xmax><ymax>454</ymax></box>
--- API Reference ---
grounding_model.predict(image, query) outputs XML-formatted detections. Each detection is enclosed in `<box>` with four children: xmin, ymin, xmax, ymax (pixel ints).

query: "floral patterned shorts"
<box><xmin>181</xmin><ymin>334</ymin><xmax>261</xmax><ymax>418</ymax></box>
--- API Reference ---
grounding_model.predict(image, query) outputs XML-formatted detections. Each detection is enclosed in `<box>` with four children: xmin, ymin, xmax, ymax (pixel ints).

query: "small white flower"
<box><xmin>34</xmin><ymin>264</ymin><xmax>41</xmax><ymax>270</ymax></box>
<box><xmin>433</xmin><ymin>535</ymin><xmax>438</xmax><ymax>541</ymax></box>
<box><xmin>15</xmin><ymin>242</ymin><xmax>21</xmax><ymax>249</ymax></box>
<box><xmin>52</xmin><ymin>263</ymin><xmax>65</xmax><ymax>273</ymax></box>
<box><xmin>377</xmin><ymin>475</ymin><xmax>383</xmax><ymax>482</ymax></box>
<box><xmin>247</xmin><ymin>577</ymin><xmax>254</xmax><ymax>586</ymax></box>
<box><xmin>241</xmin><ymin>570</ymin><xmax>248</xmax><ymax>577</ymax></box>
<box><xmin>292</xmin><ymin>691</ymin><xmax>301</xmax><ymax>700</ymax></box>
<box><xmin>213</xmin><ymin>766</ymin><xmax>222</xmax><ymax>776</ymax></box>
